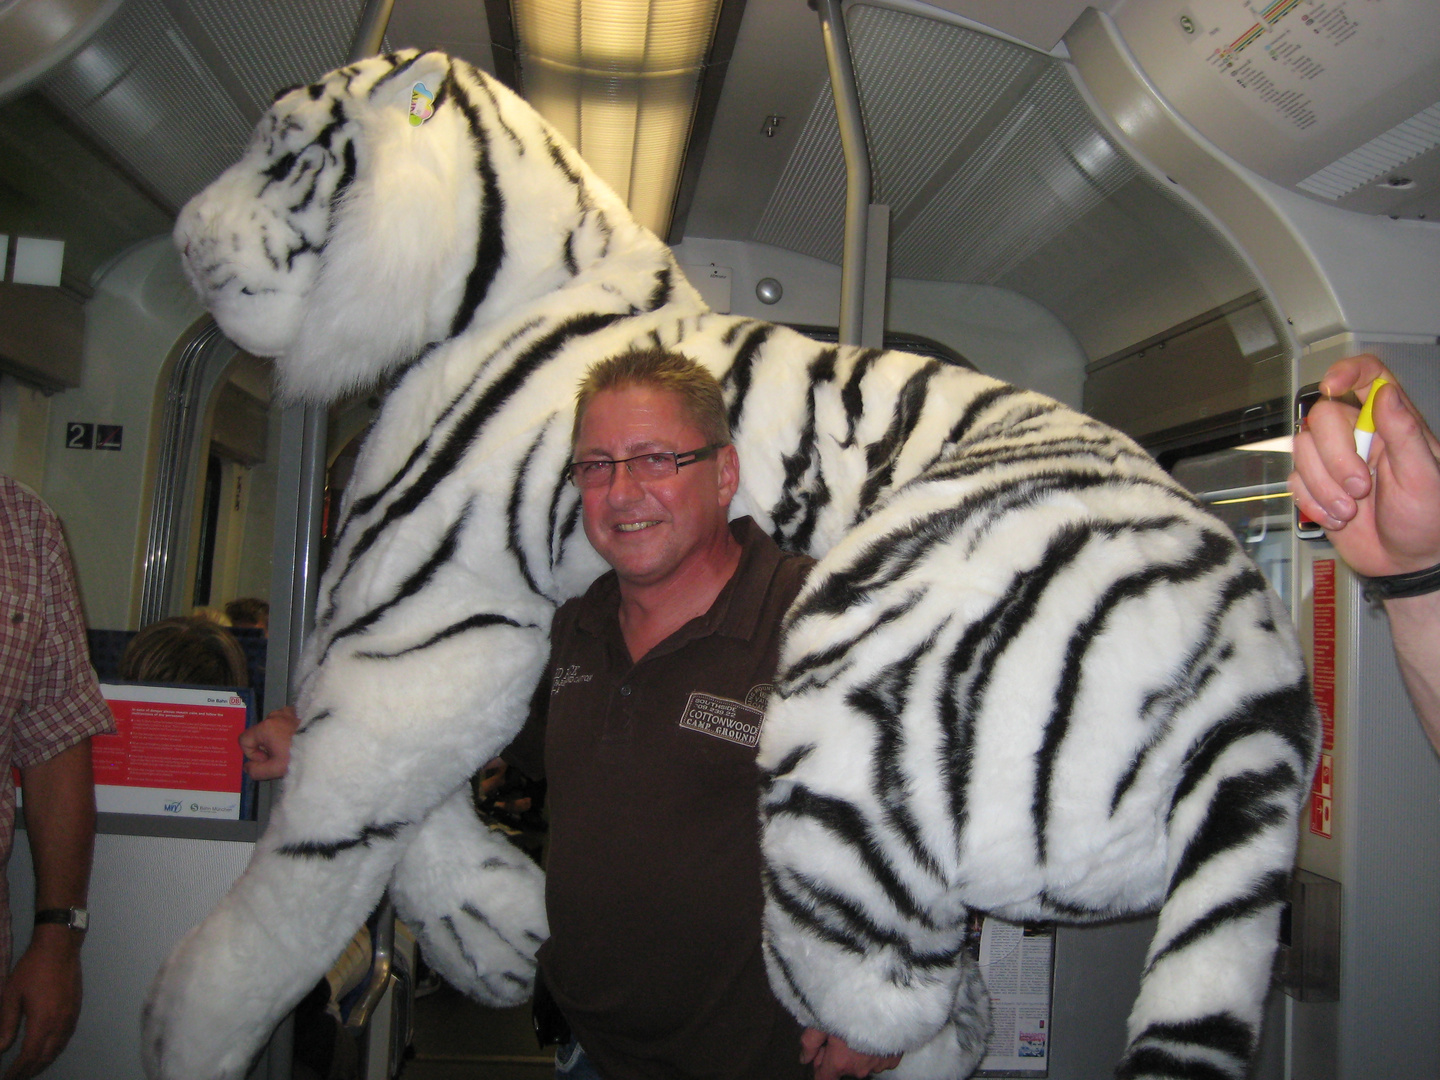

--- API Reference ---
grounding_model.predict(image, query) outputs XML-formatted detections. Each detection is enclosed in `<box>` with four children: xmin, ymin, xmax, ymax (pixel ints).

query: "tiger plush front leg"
<box><xmin>142</xmin><ymin>619</ymin><xmax>550</xmax><ymax>1080</ymax></box>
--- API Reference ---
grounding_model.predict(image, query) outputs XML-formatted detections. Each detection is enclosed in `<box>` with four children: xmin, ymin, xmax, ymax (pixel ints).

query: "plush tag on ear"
<box><xmin>409</xmin><ymin>82</ymin><xmax>436</xmax><ymax>126</ymax></box>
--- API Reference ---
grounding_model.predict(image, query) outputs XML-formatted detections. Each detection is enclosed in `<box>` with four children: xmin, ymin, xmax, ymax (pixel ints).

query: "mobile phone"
<box><xmin>1294</xmin><ymin>382</ymin><xmax>1325</xmax><ymax>539</ymax></box>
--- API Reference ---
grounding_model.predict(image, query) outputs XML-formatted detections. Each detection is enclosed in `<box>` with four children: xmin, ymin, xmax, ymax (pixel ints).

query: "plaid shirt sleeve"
<box><xmin>5</xmin><ymin>486</ymin><xmax>115</xmax><ymax>768</ymax></box>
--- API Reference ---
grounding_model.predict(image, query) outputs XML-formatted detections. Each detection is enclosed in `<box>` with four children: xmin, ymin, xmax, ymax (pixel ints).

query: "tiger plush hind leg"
<box><xmin>757</xmin><ymin>454</ymin><xmax>1319</xmax><ymax>1080</ymax></box>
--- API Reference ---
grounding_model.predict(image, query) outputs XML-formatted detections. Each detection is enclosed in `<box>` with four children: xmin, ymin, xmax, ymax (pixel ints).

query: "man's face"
<box><xmin>574</xmin><ymin>385</ymin><xmax>738</xmax><ymax>590</ymax></box>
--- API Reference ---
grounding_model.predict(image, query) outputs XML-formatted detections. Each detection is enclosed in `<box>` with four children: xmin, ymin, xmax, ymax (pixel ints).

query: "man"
<box><xmin>239</xmin><ymin>351</ymin><xmax>903</xmax><ymax>1078</ymax></box>
<box><xmin>0</xmin><ymin>477</ymin><xmax>113</xmax><ymax>1079</ymax></box>
<box><xmin>1290</xmin><ymin>353</ymin><xmax>1440</xmax><ymax>752</ymax></box>
<box><xmin>502</xmin><ymin>350</ymin><xmax>899</xmax><ymax>1080</ymax></box>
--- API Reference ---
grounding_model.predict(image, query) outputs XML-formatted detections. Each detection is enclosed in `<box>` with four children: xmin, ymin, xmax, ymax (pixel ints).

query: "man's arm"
<box><xmin>1289</xmin><ymin>353</ymin><xmax>1440</xmax><ymax>750</ymax></box>
<box><xmin>1382</xmin><ymin>592</ymin><xmax>1440</xmax><ymax>753</ymax></box>
<box><xmin>0</xmin><ymin>741</ymin><xmax>96</xmax><ymax>1080</ymax></box>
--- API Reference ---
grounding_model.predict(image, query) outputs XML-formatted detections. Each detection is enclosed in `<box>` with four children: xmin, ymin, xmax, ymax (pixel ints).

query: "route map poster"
<box><xmin>1175</xmin><ymin>0</ymin><xmax>1435</xmax><ymax>139</ymax></box>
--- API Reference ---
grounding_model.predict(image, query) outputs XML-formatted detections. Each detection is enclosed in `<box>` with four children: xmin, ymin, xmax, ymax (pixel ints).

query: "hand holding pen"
<box><xmin>1288</xmin><ymin>353</ymin><xmax>1440</xmax><ymax>583</ymax></box>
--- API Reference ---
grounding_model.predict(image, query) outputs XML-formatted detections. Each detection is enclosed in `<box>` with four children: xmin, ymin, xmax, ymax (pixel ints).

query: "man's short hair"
<box><xmin>120</xmin><ymin>617</ymin><xmax>249</xmax><ymax>687</ymax></box>
<box><xmin>572</xmin><ymin>349</ymin><xmax>731</xmax><ymax>449</ymax></box>
<box><xmin>225</xmin><ymin>597</ymin><xmax>269</xmax><ymax>628</ymax></box>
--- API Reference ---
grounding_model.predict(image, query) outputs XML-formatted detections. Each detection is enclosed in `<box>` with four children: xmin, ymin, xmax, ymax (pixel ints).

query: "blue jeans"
<box><xmin>555</xmin><ymin>1039</ymin><xmax>606</xmax><ymax>1080</ymax></box>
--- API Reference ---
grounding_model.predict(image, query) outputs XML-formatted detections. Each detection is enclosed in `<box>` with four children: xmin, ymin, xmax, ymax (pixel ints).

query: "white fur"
<box><xmin>151</xmin><ymin>50</ymin><xmax>1318</xmax><ymax>1080</ymax></box>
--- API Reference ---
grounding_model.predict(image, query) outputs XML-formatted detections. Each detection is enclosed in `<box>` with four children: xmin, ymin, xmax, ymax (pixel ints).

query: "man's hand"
<box><xmin>1289</xmin><ymin>353</ymin><xmax>1440</xmax><ymax>577</ymax></box>
<box><xmin>801</xmin><ymin>1027</ymin><xmax>902</xmax><ymax>1080</ymax></box>
<box><xmin>240</xmin><ymin>706</ymin><xmax>300</xmax><ymax>781</ymax></box>
<box><xmin>0</xmin><ymin>926</ymin><xmax>83</xmax><ymax>1079</ymax></box>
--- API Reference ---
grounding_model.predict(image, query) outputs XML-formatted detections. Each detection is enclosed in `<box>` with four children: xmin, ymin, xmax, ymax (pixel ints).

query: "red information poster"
<box><xmin>94</xmin><ymin>683</ymin><xmax>250</xmax><ymax>819</ymax></box>
<box><xmin>1309</xmin><ymin>560</ymin><xmax>1336</xmax><ymax>838</ymax></box>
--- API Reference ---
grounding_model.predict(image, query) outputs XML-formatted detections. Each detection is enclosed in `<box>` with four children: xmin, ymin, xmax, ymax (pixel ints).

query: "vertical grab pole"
<box><xmin>252</xmin><ymin>6</ymin><xmax>395</xmax><ymax>1079</ymax></box>
<box><xmin>285</xmin><ymin>0</ymin><xmax>398</xmax><ymax>695</ymax></box>
<box><xmin>815</xmin><ymin>0</ymin><xmax>871</xmax><ymax>348</ymax></box>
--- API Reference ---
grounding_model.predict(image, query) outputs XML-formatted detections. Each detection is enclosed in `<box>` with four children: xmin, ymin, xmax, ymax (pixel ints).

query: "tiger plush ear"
<box><xmin>367</xmin><ymin>51</ymin><xmax>452</xmax><ymax>122</ymax></box>
<box><xmin>281</xmin><ymin>51</ymin><xmax>485</xmax><ymax>402</ymax></box>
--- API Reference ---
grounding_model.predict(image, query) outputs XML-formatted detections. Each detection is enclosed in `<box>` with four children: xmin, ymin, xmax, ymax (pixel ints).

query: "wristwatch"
<box><xmin>34</xmin><ymin>907</ymin><xmax>88</xmax><ymax>932</ymax></box>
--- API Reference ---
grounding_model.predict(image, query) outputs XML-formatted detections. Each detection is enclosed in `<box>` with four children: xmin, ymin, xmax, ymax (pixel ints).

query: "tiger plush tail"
<box><xmin>1117</xmin><ymin>679</ymin><xmax>1316</xmax><ymax>1079</ymax></box>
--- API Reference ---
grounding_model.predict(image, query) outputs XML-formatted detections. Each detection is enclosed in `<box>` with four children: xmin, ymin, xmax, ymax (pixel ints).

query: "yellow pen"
<box><xmin>1354</xmin><ymin>377</ymin><xmax>1389</xmax><ymax>460</ymax></box>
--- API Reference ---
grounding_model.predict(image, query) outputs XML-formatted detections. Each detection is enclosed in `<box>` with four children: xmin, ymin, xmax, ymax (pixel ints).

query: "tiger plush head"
<box><xmin>175</xmin><ymin>50</ymin><xmax>646</xmax><ymax>403</ymax></box>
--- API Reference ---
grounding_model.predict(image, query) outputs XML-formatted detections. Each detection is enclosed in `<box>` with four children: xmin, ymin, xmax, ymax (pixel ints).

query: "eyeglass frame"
<box><xmin>566</xmin><ymin>443</ymin><xmax>727</xmax><ymax>489</ymax></box>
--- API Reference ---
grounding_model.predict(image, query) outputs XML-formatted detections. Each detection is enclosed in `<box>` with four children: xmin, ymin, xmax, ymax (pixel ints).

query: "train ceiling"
<box><xmin>1</xmin><ymin>0</ymin><xmax>1436</xmax><ymax>311</ymax></box>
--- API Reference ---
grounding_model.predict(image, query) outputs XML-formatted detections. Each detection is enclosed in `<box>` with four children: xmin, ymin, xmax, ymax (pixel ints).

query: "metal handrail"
<box><xmin>139</xmin><ymin>318</ymin><xmax>226</xmax><ymax>626</ymax></box>
<box><xmin>815</xmin><ymin>0</ymin><xmax>869</xmax><ymax>348</ymax></box>
<box><xmin>344</xmin><ymin>897</ymin><xmax>396</xmax><ymax>1033</ymax></box>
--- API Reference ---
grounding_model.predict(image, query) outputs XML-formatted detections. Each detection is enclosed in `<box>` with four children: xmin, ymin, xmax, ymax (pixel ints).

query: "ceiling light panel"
<box><xmin>513</xmin><ymin>0</ymin><xmax>722</xmax><ymax>235</ymax></box>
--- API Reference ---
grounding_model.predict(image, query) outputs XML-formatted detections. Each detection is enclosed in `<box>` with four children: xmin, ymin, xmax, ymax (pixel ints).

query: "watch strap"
<box><xmin>34</xmin><ymin>907</ymin><xmax>88</xmax><ymax>931</ymax></box>
<box><xmin>1362</xmin><ymin>560</ymin><xmax>1440</xmax><ymax>602</ymax></box>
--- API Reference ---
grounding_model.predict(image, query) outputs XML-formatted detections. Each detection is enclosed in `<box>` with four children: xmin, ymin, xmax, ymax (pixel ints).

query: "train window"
<box><xmin>1170</xmin><ymin>438</ymin><xmax>1294</xmax><ymax>605</ymax></box>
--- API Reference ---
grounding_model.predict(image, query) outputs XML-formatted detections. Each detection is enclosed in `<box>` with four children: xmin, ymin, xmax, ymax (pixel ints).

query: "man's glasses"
<box><xmin>567</xmin><ymin>444</ymin><xmax>724</xmax><ymax>489</ymax></box>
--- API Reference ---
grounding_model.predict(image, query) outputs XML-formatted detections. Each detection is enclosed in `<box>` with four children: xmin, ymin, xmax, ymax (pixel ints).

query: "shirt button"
<box><xmin>619</xmin><ymin>685</ymin><xmax>632</xmax><ymax>697</ymax></box>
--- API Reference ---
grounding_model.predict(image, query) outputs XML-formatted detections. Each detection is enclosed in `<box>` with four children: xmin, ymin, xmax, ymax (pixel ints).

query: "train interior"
<box><xmin>1</xmin><ymin>0</ymin><xmax>1438</xmax><ymax>1077</ymax></box>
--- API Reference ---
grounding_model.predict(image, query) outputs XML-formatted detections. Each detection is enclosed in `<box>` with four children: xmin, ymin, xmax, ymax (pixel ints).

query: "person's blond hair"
<box><xmin>121</xmin><ymin>617</ymin><xmax>249</xmax><ymax>687</ymax></box>
<box><xmin>572</xmin><ymin>349</ymin><xmax>730</xmax><ymax>449</ymax></box>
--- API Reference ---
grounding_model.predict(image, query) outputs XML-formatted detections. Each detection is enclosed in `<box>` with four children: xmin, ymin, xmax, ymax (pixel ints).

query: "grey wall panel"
<box><xmin>5</xmin><ymin>829</ymin><xmax>254</xmax><ymax>1079</ymax></box>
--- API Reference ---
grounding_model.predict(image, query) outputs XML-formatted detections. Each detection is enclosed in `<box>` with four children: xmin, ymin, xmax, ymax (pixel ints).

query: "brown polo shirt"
<box><xmin>506</xmin><ymin>517</ymin><xmax>814</xmax><ymax>1080</ymax></box>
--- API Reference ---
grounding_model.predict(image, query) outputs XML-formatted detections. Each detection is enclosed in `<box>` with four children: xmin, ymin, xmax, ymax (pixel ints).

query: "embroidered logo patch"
<box><xmin>551</xmin><ymin>664</ymin><xmax>593</xmax><ymax>695</ymax></box>
<box><xmin>679</xmin><ymin>692</ymin><xmax>765</xmax><ymax>747</ymax></box>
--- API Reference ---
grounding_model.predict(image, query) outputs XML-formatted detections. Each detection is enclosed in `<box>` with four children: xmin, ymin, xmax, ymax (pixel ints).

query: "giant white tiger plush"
<box><xmin>149</xmin><ymin>49</ymin><xmax>1319</xmax><ymax>1080</ymax></box>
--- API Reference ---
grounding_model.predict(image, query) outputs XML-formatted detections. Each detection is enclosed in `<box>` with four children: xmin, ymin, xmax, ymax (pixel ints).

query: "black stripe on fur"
<box><xmin>766</xmin><ymin>865</ymin><xmax>964</xmax><ymax>970</ymax></box>
<box><xmin>647</xmin><ymin>266</ymin><xmax>673</xmax><ymax>311</ymax></box>
<box><xmin>459</xmin><ymin>901</ymin><xmax>537</xmax><ymax>968</ymax></box>
<box><xmin>858</xmin><ymin>624</ymin><xmax>951</xmax><ymax>881</ymax></box>
<box><xmin>761</xmin><ymin>928</ymin><xmax>823</xmax><ymax>1025</ymax></box>
<box><xmin>1033</xmin><ymin>528</ymin><xmax>1236</xmax><ymax>861</ymax></box>
<box><xmin>1167</xmin><ymin>763</ymin><xmax>1296</xmax><ymax>900</ymax></box>
<box><xmin>445</xmin><ymin>73</ymin><xmax>506</xmax><ymax>338</ymax></box>
<box><xmin>321</xmin><ymin>506</ymin><xmax>470</xmax><ymax>663</ymax></box>
<box><xmin>1116</xmin><ymin>1046</ymin><xmax>1241</xmax><ymax>1080</ymax></box>
<box><xmin>789</xmin><ymin>470</ymin><xmax>1176</xmax><ymax>624</ymax></box>
<box><xmin>1171</xmin><ymin>681</ymin><xmax>1316</xmax><ymax>819</ymax></box>
<box><xmin>765</xmin><ymin>785</ymin><xmax>934</xmax><ymax>927</ymax></box>
<box><xmin>1130</xmin><ymin>1012</ymin><xmax>1255</xmax><ymax>1066</ymax></box>
<box><xmin>366</xmin><ymin>51</ymin><xmax>426</xmax><ymax>99</ymax></box>
<box><xmin>780</xmin><ymin>589</ymin><xmax>926</xmax><ymax>691</ymax></box>
<box><xmin>769</xmin><ymin>346</ymin><xmax>838</xmax><ymax>552</ymax></box>
<box><xmin>942</xmin><ymin>383</ymin><xmax>1021</xmax><ymax>447</ymax></box>
<box><xmin>1145</xmin><ymin>869</ymin><xmax>1290</xmax><ymax>973</ymax></box>
<box><xmin>1111</xmin><ymin>566</ymin><xmax>1269</xmax><ymax>812</ymax></box>
<box><xmin>507</xmin><ymin>427</ymin><xmax>551</xmax><ymax>598</ymax></box>
<box><xmin>946</xmin><ymin>522</ymin><xmax>1098</xmax><ymax>857</ymax></box>
<box><xmin>294</xmin><ymin>708</ymin><xmax>332</xmax><ymax>735</ymax></box>
<box><xmin>857</xmin><ymin>359</ymin><xmax>942</xmax><ymax>519</ymax></box>
<box><xmin>355</xmin><ymin>612</ymin><xmax>534</xmax><ymax>659</ymax></box>
<box><xmin>277</xmin><ymin>820</ymin><xmax>409</xmax><ymax>859</ymax></box>
<box><xmin>468</xmin><ymin>67</ymin><xmax>523</xmax><ymax>150</ymax></box>
<box><xmin>840</xmin><ymin>349</ymin><xmax>883</xmax><ymax>447</ymax></box>
<box><xmin>722</xmin><ymin>323</ymin><xmax>775</xmax><ymax>433</ymax></box>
